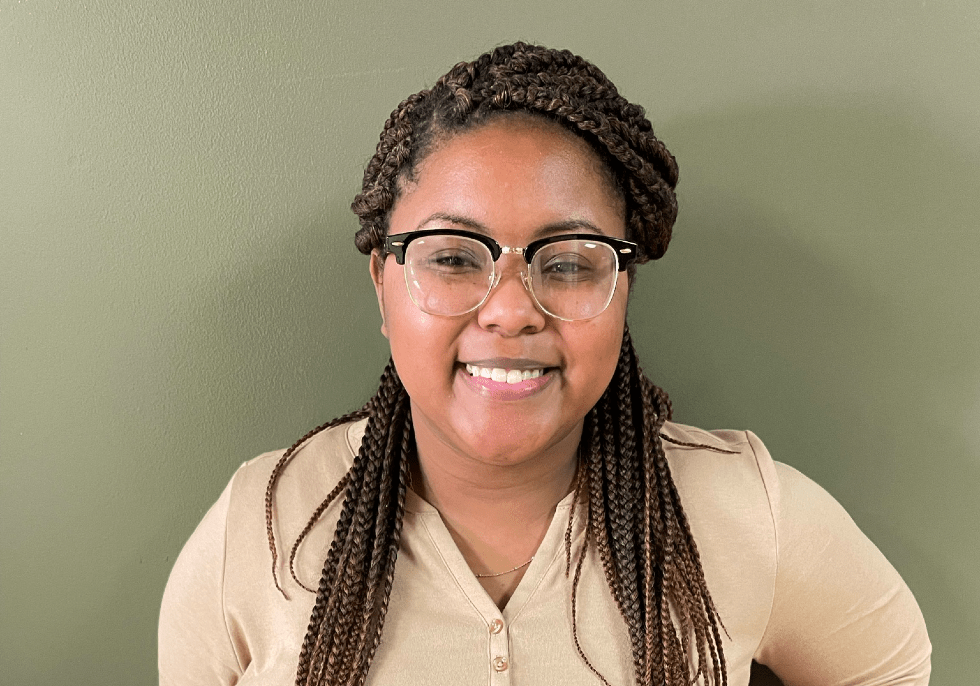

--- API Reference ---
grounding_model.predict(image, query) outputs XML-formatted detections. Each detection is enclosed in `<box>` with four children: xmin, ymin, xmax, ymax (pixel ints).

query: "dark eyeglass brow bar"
<box><xmin>384</xmin><ymin>229</ymin><xmax>638</xmax><ymax>271</ymax></box>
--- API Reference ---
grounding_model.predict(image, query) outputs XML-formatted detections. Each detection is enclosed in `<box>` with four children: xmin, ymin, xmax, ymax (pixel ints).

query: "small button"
<box><xmin>489</xmin><ymin>619</ymin><xmax>504</xmax><ymax>634</ymax></box>
<box><xmin>492</xmin><ymin>656</ymin><xmax>509</xmax><ymax>672</ymax></box>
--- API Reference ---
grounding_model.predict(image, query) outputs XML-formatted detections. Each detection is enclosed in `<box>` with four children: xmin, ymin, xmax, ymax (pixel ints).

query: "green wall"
<box><xmin>2</xmin><ymin>1</ymin><xmax>977</xmax><ymax>683</ymax></box>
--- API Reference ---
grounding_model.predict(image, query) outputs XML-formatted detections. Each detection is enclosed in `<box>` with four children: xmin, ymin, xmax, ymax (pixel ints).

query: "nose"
<box><xmin>476</xmin><ymin>257</ymin><xmax>547</xmax><ymax>336</ymax></box>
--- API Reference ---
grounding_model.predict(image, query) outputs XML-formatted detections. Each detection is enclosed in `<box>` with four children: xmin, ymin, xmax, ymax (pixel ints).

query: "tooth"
<box><xmin>466</xmin><ymin>364</ymin><xmax>474</xmax><ymax>375</ymax></box>
<box><xmin>506</xmin><ymin>370</ymin><xmax>522</xmax><ymax>384</ymax></box>
<box><xmin>521</xmin><ymin>370</ymin><xmax>531</xmax><ymax>381</ymax></box>
<box><xmin>480</xmin><ymin>367</ymin><xmax>492</xmax><ymax>378</ymax></box>
<box><xmin>531</xmin><ymin>369</ymin><xmax>542</xmax><ymax>378</ymax></box>
<box><xmin>491</xmin><ymin>368</ymin><xmax>507</xmax><ymax>382</ymax></box>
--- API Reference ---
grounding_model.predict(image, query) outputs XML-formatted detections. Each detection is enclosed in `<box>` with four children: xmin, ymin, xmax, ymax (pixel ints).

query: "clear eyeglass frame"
<box><xmin>383</xmin><ymin>228</ymin><xmax>638</xmax><ymax>321</ymax></box>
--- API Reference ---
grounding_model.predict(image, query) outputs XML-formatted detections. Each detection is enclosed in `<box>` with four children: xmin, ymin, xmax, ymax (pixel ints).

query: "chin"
<box><xmin>459</xmin><ymin>421</ymin><xmax>578</xmax><ymax>466</ymax></box>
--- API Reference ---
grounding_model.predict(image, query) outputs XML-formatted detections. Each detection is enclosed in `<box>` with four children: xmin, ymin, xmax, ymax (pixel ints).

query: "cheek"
<box><xmin>596</xmin><ymin>323</ymin><xmax>625</xmax><ymax>378</ymax></box>
<box><xmin>381</xmin><ymin>269</ymin><xmax>417</xmax><ymax>335</ymax></box>
<box><xmin>566</xmin><ymin>294</ymin><xmax>627</xmax><ymax>390</ymax></box>
<box><xmin>382</xmin><ymin>282</ymin><xmax>461</xmax><ymax>376</ymax></box>
<box><xmin>597</xmin><ymin>287</ymin><xmax>629</xmax><ymax>375</ymax></box>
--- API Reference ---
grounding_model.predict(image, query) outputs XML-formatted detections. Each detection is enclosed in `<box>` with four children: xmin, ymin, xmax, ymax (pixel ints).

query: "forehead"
<box><xmin>391</xmin><ymin>116</ymin><xmax>626</xmax><ymax>242</ymax></box>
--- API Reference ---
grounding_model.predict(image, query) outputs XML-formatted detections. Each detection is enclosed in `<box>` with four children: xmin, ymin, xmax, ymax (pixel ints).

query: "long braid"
<box><xmin>612</xmin><ymin>331</ymin><xmax>644</xmax><ymax>666</ymax></box>
<box><xmin>288</xmin><ymin>472</ymin><xmax>351</xmax><ymax>593</ymax></box>
<box><xmin>322</xmin><ymin>364</ymin><xmax>404</xmax><ymax>683</ymax></box>
<box><xmin>283</xmin><ymin>360</ymin><xmax>412</xmax><ymax>686</ymax></box>
<box><xmin>265</xmin><ymin>407</ymin><xmax>369</xmax><ymax>598</ymax></box>
<box><xmin>568</xmin><ymin>329</ymin><xmax>728</xmax><ymax>685</ymax></box>
<box><xmin>262</xmin><ymin>41</ymin><xmax>730</xmax><ymax>686</ymax></box>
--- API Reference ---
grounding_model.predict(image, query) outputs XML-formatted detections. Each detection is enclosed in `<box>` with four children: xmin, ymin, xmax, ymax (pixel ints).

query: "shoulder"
<box><xmin>161</xmin><ymin>418</ymin><xmax>370</xmax><ymax>679</ymax></box>
<box><xmin>659</xmin><ymin>421</ymin><xmax>837</xmax><ymax>555</ymax></box>
<box><xmin>212</xmin><ymin>417</ymin><xmax>369</xmax><ymax>597</ymax></box>
<box><xmin>660</xmin><ymin>421</ymin><xmax>778</xmax><ymax>508</ymax></box>
<box><xmin>220</xmin><ymin>418</ymin><xmax>367</xmax><ymax>573</ymax></box>
<box><xmin>230</xmin><ymin>418</ymin><xmax>366</xmax><ymax>511</ymax></box>
<box><xmin>658</xmin><ymin>421</ymin><xmax>784</xmax><ymax>650</ymax></box>
<box><xmin>660</xmin><ymin>418</ymin><xmax>778</xmax><ymax>522</ymax></box>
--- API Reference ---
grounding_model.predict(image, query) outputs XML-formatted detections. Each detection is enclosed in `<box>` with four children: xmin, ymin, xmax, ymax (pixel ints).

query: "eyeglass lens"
<box><xmin>403</xmin><ymin>235</ymin><xmax>619</xmax><ymax>321</ymax></box>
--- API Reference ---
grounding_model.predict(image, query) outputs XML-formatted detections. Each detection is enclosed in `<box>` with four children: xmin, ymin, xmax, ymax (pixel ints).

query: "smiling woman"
<box><xmin>372</xmin><ymin>118</ymin><xmax>628</xmax><ymax>475</ymax></box>
<box><xmin>158</xmin><ymin>43</ymin><xmax>931</xmax><ymax>686</ymax></box>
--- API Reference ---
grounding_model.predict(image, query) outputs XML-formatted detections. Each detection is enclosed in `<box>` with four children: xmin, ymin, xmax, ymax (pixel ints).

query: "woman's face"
<box><xmin>370</xmin><ymin>116</ymin><xmax>628</xmax><ymax>470</ymax></box>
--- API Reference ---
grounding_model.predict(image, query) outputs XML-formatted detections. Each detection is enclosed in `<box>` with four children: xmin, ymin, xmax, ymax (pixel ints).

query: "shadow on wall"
<box><xmin>632</xmin><ymin>99</ymin><xmax>980</xmax><ymax>681</ymax></box>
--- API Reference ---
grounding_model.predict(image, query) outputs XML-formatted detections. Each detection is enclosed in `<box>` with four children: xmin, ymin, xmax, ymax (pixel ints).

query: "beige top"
<box><xmin>159</xmin><ymin>420</ymin><xmax>931</xmax><ymax>685</ymax></box>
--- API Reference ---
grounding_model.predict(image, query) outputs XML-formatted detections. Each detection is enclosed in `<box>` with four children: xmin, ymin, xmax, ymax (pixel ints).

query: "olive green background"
<box><xmin>2</xmin><ymin>0</ymin><xmax>977</xmax><ymax>683</ymax></box>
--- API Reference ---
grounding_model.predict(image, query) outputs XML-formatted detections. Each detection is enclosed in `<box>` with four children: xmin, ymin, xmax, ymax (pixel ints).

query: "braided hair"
<box><xmin>265</xmin><ymin>42</ymin><xmax>728</xmax><ymax>685</ymax></box>
<box><xmin>352</xmin><ymin>43</ymin><xmax>679</xmax><ymax>265</ymax></box>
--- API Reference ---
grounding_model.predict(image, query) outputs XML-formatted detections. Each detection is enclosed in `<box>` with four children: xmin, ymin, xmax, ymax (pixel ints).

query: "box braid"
<box><xmin>565</xmin><ymin>328</ymin><xmax>729</xmax><ymax>686</ymax></box>
<box><xmin>261</xmin><ymin>42</ymin><xmax>730</xmax><ymax>685</ymax></box>
<box><xmin>263</xmin><ymin>359</ymin><xmax>415</xmax><ymax>685</ymax></box>
<box><xmin>352</xmin><ymin>42</ymin><xmax>679</xmax><ymax>265</ymax></box>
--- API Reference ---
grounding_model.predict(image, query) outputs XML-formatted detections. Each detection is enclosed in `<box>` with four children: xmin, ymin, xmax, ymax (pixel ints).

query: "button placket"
<box><xmin>489</xmin><ymin>617</ymin><xmax>510</xmax><ymax>682</ymax></box>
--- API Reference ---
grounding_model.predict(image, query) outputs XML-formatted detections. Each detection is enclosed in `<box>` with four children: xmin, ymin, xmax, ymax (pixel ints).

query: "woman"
<box><xmin>159</xmin><ymin>43</ymin><xmax>931</xmax><ymax>685</ymax></box>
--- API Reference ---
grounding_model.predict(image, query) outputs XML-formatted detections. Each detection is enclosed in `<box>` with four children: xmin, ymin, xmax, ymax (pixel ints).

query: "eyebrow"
<box><xmin>416</xmin><ymin>213</ymin><xmax>609</xmax><ymax>239</ymax></box>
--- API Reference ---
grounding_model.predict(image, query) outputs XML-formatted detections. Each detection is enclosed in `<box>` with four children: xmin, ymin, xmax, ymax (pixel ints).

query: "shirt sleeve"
<box><xmin>159</xmin><ymin>473</ymin><xmax>244</xmax><ymax>686</ymax></box>
<box><xmin>751</xmin><ymin>434</ymin><xmax>932</xmax><ymax>685</ymax></box>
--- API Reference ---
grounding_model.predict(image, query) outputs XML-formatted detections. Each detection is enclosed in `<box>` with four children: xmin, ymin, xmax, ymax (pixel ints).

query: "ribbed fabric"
<box><xmin>159</xmin><ymin>420</ymin><xmax>930</xmax><ymax>685</ymax></box>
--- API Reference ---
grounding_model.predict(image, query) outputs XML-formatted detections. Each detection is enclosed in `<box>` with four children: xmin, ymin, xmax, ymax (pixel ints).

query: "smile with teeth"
<box><xmin>465</xmin><ymin>364</ymin><xmax>546</xmax><ymax>384</ymax></box>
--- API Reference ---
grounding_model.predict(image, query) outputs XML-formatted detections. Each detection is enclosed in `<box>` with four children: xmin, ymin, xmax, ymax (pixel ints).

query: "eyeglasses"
<box><xmin>384</xmin><ymin>229</ymin><xmax>638</xmax><ymax>321</ymax></box>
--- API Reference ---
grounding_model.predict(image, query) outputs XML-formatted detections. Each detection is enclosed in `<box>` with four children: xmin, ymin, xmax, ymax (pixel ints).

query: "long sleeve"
<box><xmin>159</xmin><ymin>474</ymin><xmax>243</xmax><ymax>686</ymax></box>
<box><xmin>753</xmin><ymin>441</ymin><xmax>931</xmax><ymax>685</ymax></box>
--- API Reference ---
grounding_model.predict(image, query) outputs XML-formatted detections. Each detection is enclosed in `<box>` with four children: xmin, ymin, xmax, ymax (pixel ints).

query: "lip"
<box><xmin>461</xmin><ymin>357</ymin><xmax>555</xmax><ymax>371</ymax></box>
<box><xmin>456</xmin><ymin>364</ymin><xmax>557</xmax><ymax>401</ymax></box>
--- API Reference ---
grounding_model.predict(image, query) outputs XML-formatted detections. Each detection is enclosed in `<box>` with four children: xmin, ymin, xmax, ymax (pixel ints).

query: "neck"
<box><xmin>410</xmin><ymin>412</ymin><xmax>581</xmax><ymax>584</ymax></box>
<box><xmin>411</xmin><ymin>421</ymin><xmax>580</xmax><ymax>526</ymax></box>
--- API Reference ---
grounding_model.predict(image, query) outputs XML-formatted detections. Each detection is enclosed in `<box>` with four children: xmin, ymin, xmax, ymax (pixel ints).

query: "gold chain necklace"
<box><xmin>408</xmin><ymin>463</ymin><xmax>536</xmax><ymax>580</ymax></box>
<box><xmin>474</xmin><ymin>557</ymin><xmax>534</xmax><ymax>578</ymax></box>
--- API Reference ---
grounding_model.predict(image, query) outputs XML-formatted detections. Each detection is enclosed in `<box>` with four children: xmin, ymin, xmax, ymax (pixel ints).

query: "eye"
<box><xmin>423</xmin><ymin>248</ymin><xmax>485</xmax><ymax>273</ymax></box>
<box><xmin>540</xmin><ymin>253</ymin><xmax>597</xmax><ymax>282</ymax></box>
